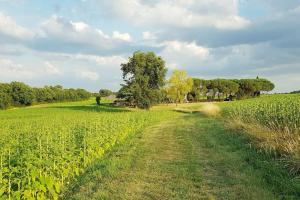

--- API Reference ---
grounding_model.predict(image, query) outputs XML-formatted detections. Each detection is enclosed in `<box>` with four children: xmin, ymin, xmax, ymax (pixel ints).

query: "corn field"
<box><xmin>221</xmin><ymin>94</ymin><xmax>300</xmax><ymax>173</ymax></box>
<box><xmin>0</xmin><ymin>101</ymin><xmax>177</xmax><ymax>199</ymax></box>
<box><xmin>222</xmin><ymin>94</ymin><xmax>300</xmax><ymax>134</ymax></box>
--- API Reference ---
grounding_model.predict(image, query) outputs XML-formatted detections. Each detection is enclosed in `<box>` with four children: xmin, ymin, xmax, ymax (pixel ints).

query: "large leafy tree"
<box><xmin>235</xmin><ymin>78</ymin><xmax>275</xmax><ymax>98</ymax></box>
<box><xmin>118</xmin><ymin>51</ymin><xmax>167</xmax><ymax>109</ymax></box>
<box><xmin>166</xmin><ymin>70</ymin><xmax>193</xmax><ymax>105</ymax></box>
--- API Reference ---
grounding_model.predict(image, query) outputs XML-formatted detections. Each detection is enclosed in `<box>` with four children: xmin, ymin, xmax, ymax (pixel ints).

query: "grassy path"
<box><xmin>64</xmin><ymin>112</ymin><xmax>300</xmax><ymax>200</ymax></box>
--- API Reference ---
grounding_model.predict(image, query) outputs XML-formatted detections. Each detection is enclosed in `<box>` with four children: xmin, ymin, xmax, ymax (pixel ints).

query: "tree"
<box><xmin>235</xmin><ymin>78</ymin><xmax>275</xmax><ymax>98</ymax></box>
<box><xmin>96</xmin><ymin>96</ymin><xmax>101</xmax><ymax>105</ymax></box>
<box><xmin>256</xmin><ymin>78</ymin><xmax>275</xmax><ymax>95</ymax></box>
<box><xmin>166</xmin><ymin>70</ymin><xmax>193</xmax><ymax>105</ymax></box>
<box><xmin>291</xmin><ymin>90</ymin><xmax>300</xmax><ymax>94</ymax></box>
<box><xmin>119</xmin><ymin>51</ymin><xmax>167</xmax><ymax>109</ymax></box>
<box><xmin>10</xmin><ymin>82</ymin><xmax>35</xmax><ymax>105</ymax></box>
<box><xmin>99</xmin><ymin>89</ymin><xmax>113</xmax><ymax>97</ymax></box>
<box><xmin>189</xmin><ymin>78</ymin><xmax>208</xmax><ymax>101</ymax></box>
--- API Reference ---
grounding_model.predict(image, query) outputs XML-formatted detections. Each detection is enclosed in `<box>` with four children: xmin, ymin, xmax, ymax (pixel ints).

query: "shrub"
<box><xmin>96</xmin><ymin>96</ymin><xmax>101</xmax><ymax>105</ymax></box>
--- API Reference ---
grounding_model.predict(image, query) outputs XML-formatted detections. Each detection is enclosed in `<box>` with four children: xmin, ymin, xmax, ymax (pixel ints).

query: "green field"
<box><xmin>0</xmin><ymin>100</ymin><xmax>178</xmax><ymax>199</ymax></box>
<box><xmin>0</xmin><ymin>96</ymin><xmax>300</xmax><ymax>199</ymax></box>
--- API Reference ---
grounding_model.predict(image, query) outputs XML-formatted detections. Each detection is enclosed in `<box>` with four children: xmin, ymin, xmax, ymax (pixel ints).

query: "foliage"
<box><xmin>165</xmin><ymin>70</ymin><xmax>193</xmax><ymax>104</ymax></box>
<box><xmin>291</xmin><ymin>90</ymin><xmax>300</xmax><ymax>94</ymax></box>
<box><xmin>0</xmin><ymin>99</ymin><xmax>176</xmax><ymax>199</ymax></box>
<box><xmin>0</xmin><ymin>82</ymin><xmax>91</xmax><ymax>109</ymax></box>
<box><xmin>0</xmin><ymin>92</ymin><xmax>11</xmax><ymax>109</ymax></box>
<box><xmin>188</xmin><ymin>77</ymin><xmax>274</xmax><ymax>101</ymax></box>
<box><xmin>99</xmin><ymin>89</ymin><xmax>113</xmax><ymax>97</ymax></box>
<box><xmin>0</xmin><ymin>83</ymin><xmax>12</xmax><ymax>109</ymax></box>
<box><xmin>10</xmin><ymin>81</ymin><xmax>35</xmax><ymax>106</ymax></box>
<box><xmin>118</xmin><ymin>51</ymin><xmax>167</xmax><ymax>109</ymax></box>
<box><xmin>96</xmin><ymin>96</ymin><xmax>101</xmax><ymax>105</ymax></box>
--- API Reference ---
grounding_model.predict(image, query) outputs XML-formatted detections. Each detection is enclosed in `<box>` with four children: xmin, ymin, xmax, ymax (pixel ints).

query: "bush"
<box><xmin>96</xmin><ymin>96</ymin><xmax>101</xmax><ymax>105</ymax></box>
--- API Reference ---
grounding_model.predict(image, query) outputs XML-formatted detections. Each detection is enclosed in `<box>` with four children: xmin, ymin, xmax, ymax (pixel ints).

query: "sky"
<box><xmin>0</xmin><ymin>0</ymin><xmax>299</xmax><ymax>92</ymax></box>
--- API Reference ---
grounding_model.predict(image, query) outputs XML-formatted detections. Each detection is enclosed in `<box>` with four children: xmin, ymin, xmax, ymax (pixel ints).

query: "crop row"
<box><xmin>0</xmin><ymin>107</ymin><xmax>177</xmax><ymax>199</ymax></box>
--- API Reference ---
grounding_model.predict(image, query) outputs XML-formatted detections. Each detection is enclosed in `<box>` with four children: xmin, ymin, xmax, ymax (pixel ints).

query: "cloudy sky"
<box><xmin>0</xmin><ymin>0</ymin><xmax>299</xmax><ymax>92</ymax></box>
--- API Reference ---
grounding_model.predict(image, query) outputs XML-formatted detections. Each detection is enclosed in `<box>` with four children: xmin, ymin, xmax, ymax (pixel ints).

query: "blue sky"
<box><xmin>0</xmin><ymin>0</ymin><xmax>299</xmax><ymax>92</ymax></box>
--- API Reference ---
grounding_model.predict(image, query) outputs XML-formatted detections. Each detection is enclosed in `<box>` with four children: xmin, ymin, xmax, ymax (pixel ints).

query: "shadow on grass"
<box><xmin>46</xmin><ymin>103</ymin><xmax>131</xmax><ymax>113</ymax></box>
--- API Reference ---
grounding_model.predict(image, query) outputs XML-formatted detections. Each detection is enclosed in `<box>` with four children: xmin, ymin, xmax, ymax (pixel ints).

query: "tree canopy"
<box><xmin>186</xmin><ymin>77</ymin><xmax>275</xmax><ymax>101</ymax></box>
<box><xmin>165</xmin><ymin>70</ymin><xmax>193</xmax><ymax>104</ymax></box>
<box><xmin>117</xmin><ymin>51</ymin><xmax>167</xmax><ymax>109</ymax></box>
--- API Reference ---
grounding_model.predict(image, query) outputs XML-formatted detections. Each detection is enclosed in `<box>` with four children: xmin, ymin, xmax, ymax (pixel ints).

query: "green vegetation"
<box><xmin>95</xmin><ymin>96</ymin><xmax>101</xmax><ymax>105</ymax></box>
<box><xmin>164</xmin><ymin>70</ymin><xmax>193</xmax><ymax>104</ymax></box>
<box><xmin>63</xmin><ymin>111</ymin><xmax>300</xmax><ymax>199</ymax></box>
<box><xmin>291</xmin><ymin>90</ymin><xmax>300</xmax><ymax>94</ymax></box>
<box><xmin>0</xmin><ymin>82</ymin><xmax>91</xmax><ymax>109</ymax></box>
<box><xmin>98</xmin><ymin>89</ymin><xmax>114</xmax><ymax>97</ymax></box>
<box><xmin>188</xmin><ymin>77</ymin><xmax>275</xmax><ymax>101</ymax></box>
<box><xmin>0</xmin><ymin>100</ymin><xmax>177</xmax><ymax>199</ymax></box>
<box><xmin>117</xmin><ymin>51</ymin><xmax>167</xmax><ymax>109</ymax></box>
<box><xmin>220</xmin><ymin>94</ymin><xmax>300</xmax><ymax>173</ymax></box>
<box><xmin>116</xmin><ymin>54</ymin><xmax>274</xmax><ymax>106</ymax></box>
<box><xmin>0</xmin><ymin>94</ymin><xmax>299</xmax><ymax>199</ymax></box>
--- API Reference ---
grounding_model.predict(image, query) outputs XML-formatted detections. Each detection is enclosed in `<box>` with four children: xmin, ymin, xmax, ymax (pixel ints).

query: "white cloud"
<box><xmin>45</xmin><ymin>62</ymin><xmax>61</xmax><ymax>75</ymax></box>
<box><xmin>0</xmin><ymin>58</ymin><xmax>36</xmax><ymax>80</ymax></box>
<box><xmin>142</xmin><ymin>31</ymin><xmax>157</xmax><ymax>40</ymax></box>
<box><xmin>112</xmin><ymin>31</ymin><xmax>132</xmax><ymax>42</ymax></box>
<box><xmin>71</xmin><ymin>21</ymin><xmax>89</xmax><ymax>32</ymax></box>
<box><xmin>73</xmin><ymin>54</ymin><xmax>126</xmax><ymax>66</ymax></box>
<box><xmin>160</xmin><ymin>40</ymin><xmax>209</xmax><ymax>69</ymax></box>
<box><xmin>0</xmin><ymin>12</ymin><xmax>34</xmax><ymax>40</ymax></box>
<box><xmin>77</xmin><ymin>70</ymin><xmax>99</xmax><ymax>81</ymax></box>
<box><xmin>43</xmin><ymin>52</ymin><xmax>126</xmax><ymax>67</ymax></box>
<box><xmin>36</xmin><ymin>16</ymin><xmax>137</xmax><ymax>54</ymax></box>
<box><xmin>40</xmin><ymin>16</ymin><xmax>114</xmax><ymax>49</ymax></box>
<box><xmin>103</xmin><ymin>0</ymin><xmax>250</xmax><ymax>29</ymax></box>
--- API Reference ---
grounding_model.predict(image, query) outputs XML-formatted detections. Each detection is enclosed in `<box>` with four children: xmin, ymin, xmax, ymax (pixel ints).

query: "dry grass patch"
<box><xmin>199</xmin><ymin>103</ymin><xmax>221</xmax><ymax>117</ymax></box>
<box><xmin>225</xmin><ymin>118</ymin><xmax>300</xmax><ymax>174</ymax></box>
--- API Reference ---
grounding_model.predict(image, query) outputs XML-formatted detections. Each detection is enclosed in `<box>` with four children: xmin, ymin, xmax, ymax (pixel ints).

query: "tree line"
<box><xmin>0</xmin><ymin>82</ymin><xmax>91</xmax><ymax>109</ymax></box>
<box><xmin>291</xmin><ymin>90</ymin><xmax>300</xmax><ymax>94</ymax></box>
<box><xmin>117</xmin><ymin>51</ymin><xmax>275</xmax><ymax>109</ymax></box>
<box><xmin>186</xmin><ymin>77</ymin><xmax>275</xmax><ymax>102</ymax></box>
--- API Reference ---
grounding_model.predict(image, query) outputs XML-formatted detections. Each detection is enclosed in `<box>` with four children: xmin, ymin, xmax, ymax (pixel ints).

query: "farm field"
<box><xmin>64</xmin><ymin>109</ymin><xmax>300</xmax><ymax>200</ymax></box>
<box><xmin>0</xmin><ymin>99</ymin><xmax>178</xmax><ymax>199</ymax></box>
<box><xmin>0</xmin><ymin>95</ymin><xmax>300</xmax><ymax>199</ymax></box>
